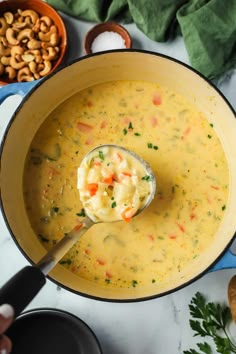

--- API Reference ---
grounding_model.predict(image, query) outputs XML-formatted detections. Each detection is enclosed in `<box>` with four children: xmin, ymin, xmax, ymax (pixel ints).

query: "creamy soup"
<box><xmin>77</xmin><ymin>145</ymin><xmax>154</xmax><ymax>222</ymax></box>
<box><xmin>23</xmin><ymin>80</ymin><xmax>229</xmax><ymax>289</ymax></box>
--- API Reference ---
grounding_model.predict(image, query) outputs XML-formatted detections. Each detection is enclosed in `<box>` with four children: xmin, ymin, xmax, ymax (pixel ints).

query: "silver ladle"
<box><xmin>0</xmin><ymin>145</ymin><xmax>156</xmax><ymax>317</ymax></box>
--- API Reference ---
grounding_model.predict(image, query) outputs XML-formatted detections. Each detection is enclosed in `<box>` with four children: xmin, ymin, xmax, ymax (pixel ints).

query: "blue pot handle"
<box><xmin>210</xmin><ymin>249</ymin><xmax>236</xmax><ymax>272</ymax></box>
<box><xmin>0</xmin><ymin>81</ymin><xmax>39</xmax><ymax>104</ymax></box>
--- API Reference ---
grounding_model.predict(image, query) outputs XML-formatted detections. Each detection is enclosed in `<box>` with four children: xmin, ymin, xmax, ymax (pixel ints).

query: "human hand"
<box><xmin>0</xmin><ymin>304</ymin><xmax>14</xmax><ymax>354</ymax></box>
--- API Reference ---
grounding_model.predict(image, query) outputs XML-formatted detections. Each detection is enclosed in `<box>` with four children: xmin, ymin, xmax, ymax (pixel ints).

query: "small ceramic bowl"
<box><xmin>0</xmin><ymin>0</ymin><xmax>67</xmax><ymax>85</ymax></box>
<box><xmin>84</xmin><ymin>22</ymin><xmax>132</xmax><ymax>55</ymax></box>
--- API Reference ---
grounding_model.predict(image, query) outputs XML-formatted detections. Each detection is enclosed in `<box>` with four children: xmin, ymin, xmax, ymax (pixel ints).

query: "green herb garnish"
<box><xmin>59</xmin><ymin>259</ymin><xmax>72</xmax><ymax>265</ymax></box>
<box><xmin>105</xmin><ymin>279</ymin><xmax>111</xmax><ymax>284</ymax></box>
<box><xmin>152</xmin><ymin>279</ymin><xmax>156</xmax><ymax>283</ymax></box>
<box><xmin>52</xmin><ymin>207</ymin><xmax>59</xmax><ymax>213</ymax></box>
<box><xmin>142</xmin><ymin>175</ymin><xmax>151</xmax><ymax>182</ymax></box>
<box><xmin>134</xmin><ymin>132</ymin><xmax>141</xmax><ymax>136</ymax></box>
<box><xmin>131</xmin><ymin>280</ymin><xmax>138</xmax><ymax>287</ymax></box>
<box><xmin>222</xmin><ymin>205</ymin><xmax>226</xmax><ymax>211</ymax></box>
<box><xmin>210</xmin><ymin>123</ymin><xmax>214</xmax><ymax>128</ymax></box>
<box><xmin>207</xmin><ymin>134</ymin><xmax>212</xmax><ymax>139</ymax></box>
<box><xmin>147</xmin><ymin>143</ymin><xmax>153</xmax><ymax>148</ymax></box>
<box><xmin>153</xmin><ymin>145</ymin><xmax>158</xmax><ymax>150</ymax></box>
<box><xmin>99</xmin><ymin>150</ymin><xmax>104</xmax><ymax>161</ymax></box>
<box><xmin>183</xmin><ymin>292</ymin><xmax>235</xmax><ymax>354</ymax></box>
<box><xmin>123</xmin><ymin>128</ymin><xmax>128</xmax><ymax>135</ymax></box>
<box><xmin>111</xmin><ymin>201</ymin><xmax>117</xmax><ymax>208</ymax></box>
<box><xmin>76</xmin><ymin>208</ymin><xmax>86</xmax><ymax>217</ymax></box>
<box><xmin>128</xmin><ymin>122</ymin><xmax>133</xmax><ymax>129</ymax></box>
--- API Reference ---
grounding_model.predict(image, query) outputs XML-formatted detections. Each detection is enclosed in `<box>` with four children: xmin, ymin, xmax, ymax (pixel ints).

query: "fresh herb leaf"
<box><xmin>142</xmin><ymin>175</ymin><xmax>151</xmax><ymax>182</ymax></box>
<box><xmin>134</xmin><ymin>132</ymin><xmax>141</xmax><ymax>136</ymax></box>
<box><xmin>123</xmin><ymin>128</ymin><xmax>128</xmax><ymax>135</ymax></box>
<box><xmin>99</xmin><ymin>150</ymin><xmax>104</xmax><ymax>161</ymax></box>
<box><xmin>128</xmin><ymin>122</ymin><xmax>133</xmax><ymax>129</ymax></box>
<box><xmin>207</xmin><ymin>135</ymin><xmax>212</xmax><ymax>139</ymax></box>
<box><xmin>131</xmin><ymin>280</ymin><xmax>138</xmax><ymax>287</ymax></box>
<box><xmin>147</xmin><ymin>142</ymin><xmax>153</xmax><ymax>148</ymax></box>
<box><xmin>111</xmin><ymin>201</ymin><xmax>117</xmax><ymax>208</ymax></box>
<box><xmin>59</xmin><ymin>259</ymin><xmax>72</xmax><ymax>265</ymax></box>
<box><xmin>184</xmin><ymin>292</ymin><xmax>236</xmax><ymax>354</ymax></box>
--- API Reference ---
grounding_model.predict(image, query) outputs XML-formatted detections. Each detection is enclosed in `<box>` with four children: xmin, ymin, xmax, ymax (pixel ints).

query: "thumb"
<box><xmin>0</xmin><ymin>305</ymin><xmax>14</xmax><ymax>334</ymax></box>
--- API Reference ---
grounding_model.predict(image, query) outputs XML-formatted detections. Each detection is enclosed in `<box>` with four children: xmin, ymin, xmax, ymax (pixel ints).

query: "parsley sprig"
<box><xmin>184</xmin><ymin>292</ymin><xmax>236</xmax><ymax>354</ymax></box>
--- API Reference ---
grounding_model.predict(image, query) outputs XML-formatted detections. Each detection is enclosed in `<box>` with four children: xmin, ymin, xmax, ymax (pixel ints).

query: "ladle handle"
<box><xmin>0</xmin><ymin>266</ymin><xmax>46</xmax><ymax>318</ymax></box>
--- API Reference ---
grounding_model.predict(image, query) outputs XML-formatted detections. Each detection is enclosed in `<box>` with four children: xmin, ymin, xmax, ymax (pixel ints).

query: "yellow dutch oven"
<box><xmin>1</xmin><ymin>50</ymin><xmax>236</xmax><ymax>303</ymax></box>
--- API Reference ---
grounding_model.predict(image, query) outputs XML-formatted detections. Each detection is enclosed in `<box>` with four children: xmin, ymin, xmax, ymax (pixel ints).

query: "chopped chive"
<box><xmin>147</xmin><ymin>143</ymin><xmax>153</xmax><ymax>148</ymax></box>
<box><xmin>111</xmin><ymin>196</ymin><xmax>114</xmax><ymax>200</ymax></box>
<box><xmin>153</xmin><ymin>145</ymin><xmax>158</xmax><ymax>150</ymax></box>
<box><xmin>99</xmin><ymin>150</ymin><xmax>104</xmax><ymax>161</ymax></box>
<box><xmin>207</xmin><ymin>134</ymin><xmax>212</xmax><ymax>139</ymax></box>
<box><xmin>142</xmin><ymin>175</ymin><xmax>151</xmax><ymax>182</ymax></box>
<box><xmin>210</xmin><ymin>123</ymin><xmax>214</xmax><ymax>128</ymax></box>
<box><xmin>222</xmin><ymin>205</ymin><xmax>226</xmax><ymax>211</ymax></box>
<box><xmin>76</xmin><ymin>208</ymin><xmax>86</xmax><ymax>217</ymax></box>
<box><xmin>131</xmin><ymin>280</ymin><xmax>138</xmax><ymax>287</ymax></box>
<box><xmin>152</xmin><ymin>279</ymin><xmax>156</xmax><ymax>283</ymax></box>
<box><xmin>75</xmin><ymin>151</ymin><xmax>79</xmax><ymax>154</ymax></box>
<box><xmin>123</xmin><ymin>128</ymin><xmax>128</xmax><ymax>135</ymax></box>
<box><xmin>111</xmin><ymin>201</ymin><xmax>117</xmax><ymax>208</ymax></box>
<box><xmin>134</xmin><ymin>132</ymin><xmax>141</xmax><ymax>136</ymax></box>
<box><xmin>128</xmin><ymin>122</ymin><xmax>133</xmax><ymax>129</ymax></box>
<box><xmin>105</xmin><ymin>279</ymin><xmax>111</xmax><ymax>284</ymax></box>
<box><xmin>59</xmin><ymin>259</ymin><xmax>72</xmax><ymax>265</ymax></box>
<box><xmin>52</xmin><ymin>207</ymin><xmax>59</xmax><ymax>213</ymax></box>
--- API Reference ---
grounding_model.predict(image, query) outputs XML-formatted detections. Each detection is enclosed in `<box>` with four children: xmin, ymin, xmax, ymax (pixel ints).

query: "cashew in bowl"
<box><xmin>0</xmin><ymin>8</ymin><xmax>62</xmax><ymax>82</ymax></box>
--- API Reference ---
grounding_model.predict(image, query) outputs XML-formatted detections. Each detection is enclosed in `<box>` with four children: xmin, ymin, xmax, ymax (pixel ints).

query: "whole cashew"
<box><xmin>25</xmin><ymin>49</ymin><xmax>42</xmax><ymax>63</ymax></box>
<box><xmin>5</xmin><ymin>66</ymin><xmax>16</xmax><ymax>79</ymax></box>
<box><xmin>21</xmin><ymin>10</ymin><xmax>39</xmax><ymax>25</ymax></box>
<box><xmin>0</xmin><ymin>62</ymin><xmax>4</xmax><ymax>75</ymax></box>
<box><xmin>41</xmin><ymin>33</ymin><xmax>60</xmax><ymax>49</ymax></box>
<box><xmin>17</xmin><ymin>28</ymin><xmax>34</xmax><ymax>42</ymax></box>
<box><xmin>1</xmin><ymin>56</ymin><xmax>11</xmax><ymax>66</ymax></box>
<box><xmin>0</xmin><ymin>35</ymin><xmax>8</xmax><ymax>47</ymax></box>
<box><xmin>42</xmin><ymin>47</ymin><xmax>58</xmax><ymax>61</ymax></box>
<box><xmin>27</xmin><ymin>39</ymin><xmax>41</xmax><ymax>50</ymax></box>
<box><xmin>38</xmin><ymin>25</ymin><xmax>57</xmax><ymax>41</ymax></box>
<box><xmin>6</xmin><ymin>28</ymin><xmax>19</xmax><ymax>45</ymax></box>
<box><xmin>10</xmin><ymin>46</ymin><xmax>25</xmax><ymax>69</ymax></box>
<box><xmin>13</xmin><ymin>21</ymin><xmax>28</xmax><ymax>30</ymax></box>
<box><xmin>39</xmin><ymin>59</ymin><xmax>51</xmax><ymax>76</ymax></box>
<box><xmin>40</xmin><ymin>16</ymin><xmax>52</xmax><ymax>28</ymax></box>
<box><xmin>17</xmin><ymin>66</ymin><xmax>34</xmax><ymax>82</ymax></box>
<box><xmin>3</xmin><ymin>12</ymin><xmax>14</xmax><ymax>25</ymax></box>
<box><xmin>0</xmin><ymin>17</ymin><xmax>8</xmax><ymax>36</ymax></box>
<box><xmin>0</xmin><ymin>42</ymin><xmax>11</xmax><ymax>56</ymax></box>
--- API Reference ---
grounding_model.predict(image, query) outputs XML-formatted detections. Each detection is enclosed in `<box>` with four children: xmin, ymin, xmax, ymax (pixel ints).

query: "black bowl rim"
<box><xmin>0</xmin><ymin>49</ymin><xmax>236</xmax><ymax>302</ymax></box>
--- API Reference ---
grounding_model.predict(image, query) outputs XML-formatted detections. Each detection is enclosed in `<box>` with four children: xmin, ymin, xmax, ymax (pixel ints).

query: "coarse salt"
<box><xmin>91</xmin><ymin>31</ymin><xmax>126</xmax><ymax>53</ymax></box>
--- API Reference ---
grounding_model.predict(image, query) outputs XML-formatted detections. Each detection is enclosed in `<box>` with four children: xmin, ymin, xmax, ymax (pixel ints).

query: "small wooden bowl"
<box><xmin>84</xmin><ymin>22</ymin><xmax>132</xmax><ymax>55</ymax></box>
<box><xmin>0</xmin><ymin>0</ymin><xmax>67</xmax><ymax>85</ymax></box>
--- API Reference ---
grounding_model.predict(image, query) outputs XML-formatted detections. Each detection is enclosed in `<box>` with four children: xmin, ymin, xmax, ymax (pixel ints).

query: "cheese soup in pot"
<box><xmin>23</xmin><ymin>80</ymin><xmax>229</xmax><ymax>289</ymax></box>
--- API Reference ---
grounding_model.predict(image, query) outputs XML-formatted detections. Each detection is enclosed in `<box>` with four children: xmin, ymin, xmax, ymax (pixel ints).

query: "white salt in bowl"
<box><xmin>84</xmin><ymin>22</ymin><xmax>132</xmax><ymax>54</ymax></box>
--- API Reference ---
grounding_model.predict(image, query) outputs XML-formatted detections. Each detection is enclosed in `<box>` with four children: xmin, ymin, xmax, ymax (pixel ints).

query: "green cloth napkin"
<box><xmin>46</xmin><ymin>0</ymin><xmax>236</xmax><ymax>79</ymax></box>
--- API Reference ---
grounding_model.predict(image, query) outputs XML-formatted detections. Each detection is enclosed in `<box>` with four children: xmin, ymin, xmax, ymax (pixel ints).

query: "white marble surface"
<box><xmin>1</xmin><ymin>13</ymin><xmax>236</xmax><ymax>354</ymax></box>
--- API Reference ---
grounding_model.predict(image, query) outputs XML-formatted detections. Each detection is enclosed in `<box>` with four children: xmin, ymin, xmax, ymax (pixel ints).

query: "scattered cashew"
<box><xmin>25</xmin><ymin>49</ymin><xmax>42</xmax><ymax>63</ymax></box>
<box><xmin>0</xmin><ymin>42</ymin><xmax>11</xmax><ymax>56</ymax></box>
<box><xmin>13</xmin><ymin>21</ymin><xmax>28</xmax><ymax>30</ymax></box>
<box><xmin>27</xmin><ymin>38</ymin><xmax>41</xmax><ymax>50</ymax></box>
<box><xmin>21</xmin><ymin>10</ymin><xmax>39</xmax><ymax>25</ymax></box>
<box><xmin>17</xmin><ymin>66</ymin><xmax>34</xmax><ymax>82</ymax></box>
<box><xmin>17</xmin><ymin>28</ymin><xmax>34</xmax><ymax>42</ymax></box>
<box><xmin>40</xmin><ymin>16</ymin><xmax>52</xmax><ymax>28</ymax></box>
<box><xmin>22</xmin><ymin>53</ymin><xmax>35</xmax><ymax>62</ymax></box>
<box><xmin>41</xmin><ymin>33</ymin><xmax>59</xmax><ymax>48</ymax></box>
<box><xmin>6</xmin><ymin>28</ymin><xmax>19</xmax><ymax>45</ymax></box>
<box><xmin>3</xmin><ymin>12</ymin><xmax>14</xmax><ymax>25</ymax></box>
<box><xmin>0</xmin><ymin>62</ymin><xmax>4</xmax><ymax>75</ymax></box>
<box><xmin>0</xmin><ymin>35</ymin><xmax>8</xmax><ymax>47</ymax></box>
<box><xmin>0</xmin><ymin>17</ymin><xmax>8</xmax><ymax>36</ymax></box>
<box><xmin>39</xmin><ymin>59</ymin><xmax>51</xmax><ymax>76</ymax></box>
<box><xmin>5</xmin><ymin>66</ymin><xmax>16</xmax><ymax>79</ymax></box>
<box><xmin>38</xmin><ymin>25</ymin><xmax>57</xmax><ymax>41</ymax></box>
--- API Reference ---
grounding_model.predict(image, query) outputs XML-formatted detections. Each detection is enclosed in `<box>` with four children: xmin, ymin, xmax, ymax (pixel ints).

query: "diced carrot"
<box><xmin>103</xmin><ymin>175</ymin><xmax>114</xmax><ymax>184</ymax></box>
<box><xmin>151</xmin><ymin>116</ymin><xmax>158</xmax><ymax>127</ymax></box>
<box><xmin>96</xmin><ymin>258</ymin><xmax>106</xmax><ymax>265</ymax></box>
<box><xmin>121</xmin><ymin>172</ymin><xmax>132</xmax><ymax>177</ymax></box>
<box><xmin>100</xmin><ymin>120</ymin><xmax>107</xmax><ymax>128</ymax></box>
<box><xmin>181</xmin><ymin>127</ymin><xmax>191</xmax><ymax>140</ymax></box>
<box><xmin>77</xmin><ymin>122</ymin><xmax>93</xmax><ymax>133</ymax></box>
<box><xmin>152</xmin><ymin>93</ymin><xmax>162</xmax><ymax>106</ymax></box>
<box><xmin>176</xmin><ymin>223</ymin><xmax>185</xmax><ymax>233</ymax></box>
<box><xmin>87</xmin><ymin>183</ymin><xmax>98</xmax><ymax>196</ymax></box>
<box><xmin>86</xmin><ymin>101</ymin><xmax>93</xmax><ymax>107</ymax></box>
<box><xmin>211</xmin><ymin>185</ymin><xmax>219</xmax><ymax>190</ymax></box>
<box><xmin>121</xmin><ymin>207</ymin><xmax>135</xmax><ymax>222</ymax></box>
<box><xmin>169</xmin><ymin>235</ymin><xmax>177</xmax><ymax>239</ymax></box>
<box><xmin>148</xmin><ymin>234</ymin><xmax>154</xmax><ymax>241</ymax></box>
<box><xmin>105</xmin><ymin>271</ymin><xmax>112</xmax><ymax>278</ymax></box>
